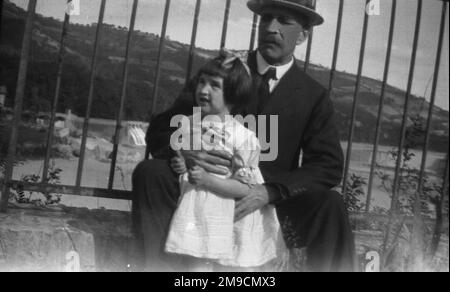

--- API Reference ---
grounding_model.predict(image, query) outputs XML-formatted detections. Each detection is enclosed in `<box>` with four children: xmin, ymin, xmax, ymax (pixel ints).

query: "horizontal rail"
<box><xmin>1</xmin><ymin>179</ymin><xmax>131</xmax><ymax>201</ymax></box>
<box><xmin>4</xmin><ymin>174</ymin><xmax>447</xmax><ymax>227</ymax></box>
<box><xmin>2</xmin><ymin>176</ymin><xmax>447</xmax><ymax>228</ymax></box>
<box><xmin>350</xmin><ymin>212</ymin><xmax>449</xmax><ymax>230</ymax></box>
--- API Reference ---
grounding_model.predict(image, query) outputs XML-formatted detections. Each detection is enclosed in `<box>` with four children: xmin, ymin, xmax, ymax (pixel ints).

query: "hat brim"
<box><xmin>247</xmin><ymin>0</ymin><xmax>324</xmax><ymax>27</ymax></box>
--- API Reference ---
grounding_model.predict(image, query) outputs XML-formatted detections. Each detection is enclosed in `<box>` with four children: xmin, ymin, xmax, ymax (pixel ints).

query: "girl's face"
<box><xmin>195</xmin><ymin>73</ymin><xmax>229</xmax><ymax>116</ymax></box>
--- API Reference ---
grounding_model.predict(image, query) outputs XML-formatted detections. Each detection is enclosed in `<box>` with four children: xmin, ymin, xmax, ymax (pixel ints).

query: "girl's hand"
<box><xmin>170</xmin><ymin>151</ymin><xmax>187</xmax><ymax>174</ymax></box>
<box><xmin>181</xmin><ymin>149</ymin><xmax>232</xmax><ymax>175</ymax></box>
<box><xmin>188</xmin><ymin>166</ymin><xmax>210</xmax><ymax>187</ymax></box>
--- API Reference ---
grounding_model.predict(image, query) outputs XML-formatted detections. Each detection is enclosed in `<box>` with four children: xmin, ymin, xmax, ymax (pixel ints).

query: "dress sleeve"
<box><xmin>231</xmin><ymin>133</ymin><xmax>262</xmax><ymax>188</ymax></box>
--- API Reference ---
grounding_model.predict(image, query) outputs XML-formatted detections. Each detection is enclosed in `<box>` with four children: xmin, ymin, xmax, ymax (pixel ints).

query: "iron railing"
<box><xmin>0</xmin><ymin>0</ymin><xmax>448</xmax><ymax>235</ymax></box>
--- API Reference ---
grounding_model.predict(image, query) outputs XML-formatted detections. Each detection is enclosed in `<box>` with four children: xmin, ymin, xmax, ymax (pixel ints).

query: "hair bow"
<box><xmin>220</xmin><ymin>49</ymin><xmax>251</xmax><ymax>76</ymax></box>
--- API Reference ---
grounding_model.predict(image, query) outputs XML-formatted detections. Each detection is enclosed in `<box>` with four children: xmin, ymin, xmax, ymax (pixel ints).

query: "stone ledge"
<box><xmin>0</xmin><ymin>206</ymin><xmax>133</xmax><ymax>272</ymax></box>
<box><xmin>1</xmin><ymin>206</ymin><xmax>447</xmax><ymax>272</ymax></box>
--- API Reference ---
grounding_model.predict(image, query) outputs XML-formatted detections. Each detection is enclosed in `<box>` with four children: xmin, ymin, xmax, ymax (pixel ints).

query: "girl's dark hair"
<box><xmin>195</xmin><ymin>53</ymin><xmax>253</xmax><ymax>113</ymax></box>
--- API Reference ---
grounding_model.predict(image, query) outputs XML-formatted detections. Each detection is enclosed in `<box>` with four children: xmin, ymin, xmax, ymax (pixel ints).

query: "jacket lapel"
<box><xmin>247</xmin><ymin>51</ymin><xmax>306</xmax><ymax>116</ymax></box>
<box><xmin>261</xmin><ymin>61</ymin><xmax>304</xmax><ymax>115</ymax></box>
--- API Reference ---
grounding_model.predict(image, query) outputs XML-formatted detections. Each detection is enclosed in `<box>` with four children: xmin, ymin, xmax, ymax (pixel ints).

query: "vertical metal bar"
<box><xmin>429</xmin><ymin>152</ymin><xmax>449</xmax><ymax>257</ymax></box>
<box><xmin>75</xmin><ymin>0</ymin><xmax>106</xmax><ymax>187</ymax></box>
<box><xmin>441</xmin><ymin>153</ymin><xmax>449</xmax><ymax>217</ymax></box>
<box><xmin>145</xmin><ymin>0</ymin><xmax>171</xmax><ymax>160</ymax></box>
<box><xmin>341</xmin><ymin>0</ymin><xmax>370</xmax><ymax>196</ymax></box>
<box><xmin>42</xmin><ymin>4</ymin><xmax>71</xmax><ymax>183</ymax></box>
<box><xmin>328</xmin><ymin>0</ymin><xmax>344</xmax><ymax>97</ymax></box>
<box><xmin>108</xmin><ymin>0</ymin><xmax>139</xmax><ymax>191</ymax></box>
<box><xmin>303</xmin><ymin>0</ymin><xmax>316</xmax><ymax>72</ymax></box>
<box><xmin>185</xmin><ymin>0</ymin><xmax>201</xmax><ymax>83</ymax></box>
<box><xmin>220</xmin><ymin>0</ymin><xmax>231</xmax><ymax>49</ymax></box>
<box><xmin>365</xmin><ymin>0</ymin><xmax>397</xmax><ymax>213</ymax></box>
<box><xmin>0</xmin><ymin>0</ymin><xmax>4</xmax><ymax>43</ymax></box>
<box><xmin>411</xmin><ymin>3</ymin><xmax>447</xmax><ymax>267</ymax></box>
<box><xmin>382</xmin><ymin>0</ymin><xmax>422</xmax><ymax>253</ymax></box>
<box><xmin>149</xmin><ymin>0</ymin><xmax>171</xmax><ymax>119</ymax></box>
<box><xmin>249</xmin><ymin>13</ymin><xmax>258</xmax><ymax>52</ymax></box>
<box><xmin>416</xmin><ymin>0</ymin><xmax>446</xmax><ymax>217</ymax></box>
<box><xmin>391</xmin><ymin>0</ymin><xmax>423</xmax><ymax>214</ymax></box>
<box><xmin>0</xmin><ymin>0</ymin><xmax>37</xmax><ymax>213</ymax></box>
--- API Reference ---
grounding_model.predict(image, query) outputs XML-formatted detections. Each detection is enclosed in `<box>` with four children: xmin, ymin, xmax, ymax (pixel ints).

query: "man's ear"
<box><xmin>296</xmin><ymin>30</ymin><xmax>309</xmax><ymax>46</ymax></box>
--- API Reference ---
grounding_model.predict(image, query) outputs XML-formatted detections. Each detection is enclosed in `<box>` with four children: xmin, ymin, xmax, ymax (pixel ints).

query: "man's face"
<box><xmin>258</xmin><ymin>7</ymin><xmax>308</xmax><ymax>66</ymax></box>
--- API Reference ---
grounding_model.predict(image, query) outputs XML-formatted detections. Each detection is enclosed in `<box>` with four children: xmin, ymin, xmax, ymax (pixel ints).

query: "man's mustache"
<box><xmin>260</xmin><ymin>34</ymin><xmax>282</xmax><ymax>45</ymax></box>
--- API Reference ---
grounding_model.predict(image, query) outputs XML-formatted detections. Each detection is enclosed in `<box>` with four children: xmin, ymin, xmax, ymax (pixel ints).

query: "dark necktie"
<box><xmin>257</xmin><ymin>67</ymin><xmax>277</xmax><ymax>114</ymax></box>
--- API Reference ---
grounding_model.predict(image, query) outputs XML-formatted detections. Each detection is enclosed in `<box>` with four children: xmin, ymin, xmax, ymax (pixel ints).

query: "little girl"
<box><xmin>165</xmin><ymin>51</ymin><xmax>286</xmax><ymax>271</ymax></box>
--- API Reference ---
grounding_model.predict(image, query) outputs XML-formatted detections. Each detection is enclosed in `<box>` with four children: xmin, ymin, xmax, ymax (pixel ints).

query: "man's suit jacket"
<box><xmin>146</xmin><ymin>51</ymin><xmax>344</xmax><ymax>202</ymax></box>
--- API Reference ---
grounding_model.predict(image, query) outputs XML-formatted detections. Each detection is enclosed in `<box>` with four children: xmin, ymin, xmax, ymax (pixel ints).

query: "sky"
<box><xmin>8</xmin><ymin>0</ymin><xmax>450</xmax><ymax>110</ymax></box>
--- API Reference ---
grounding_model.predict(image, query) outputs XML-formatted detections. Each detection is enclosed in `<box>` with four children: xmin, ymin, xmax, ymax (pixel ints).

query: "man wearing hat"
<box><xmin>132</xmin><ymin>0</ymin><xmax>356</xmax><ymax>272</ymax></box>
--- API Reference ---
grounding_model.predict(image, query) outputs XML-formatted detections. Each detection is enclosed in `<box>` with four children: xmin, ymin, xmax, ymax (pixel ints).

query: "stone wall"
<box><xmin>1</xmin><ymin>206</ymin><xmax>448</xmax><ymax>272</ymax></box>
<box><xmin>0</xmin><ymin>206</ymin><xmax>133</xmax><ymax>272</ymax></box>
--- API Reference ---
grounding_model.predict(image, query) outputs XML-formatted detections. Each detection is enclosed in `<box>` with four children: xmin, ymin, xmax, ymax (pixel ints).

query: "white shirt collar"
<box><xmin>256</xmin><ymin>50</ymin><xmax>294</xmax><ymax>81</ymax></box>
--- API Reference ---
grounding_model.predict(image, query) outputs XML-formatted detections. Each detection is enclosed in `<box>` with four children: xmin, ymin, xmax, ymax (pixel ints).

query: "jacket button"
<box><xmin>293</xmin><ymin>188</ymin><xmax>307</xmax><ymax>195</ymax></box>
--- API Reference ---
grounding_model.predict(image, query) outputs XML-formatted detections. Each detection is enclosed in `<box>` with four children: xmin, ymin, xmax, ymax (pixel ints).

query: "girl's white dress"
<box><xmin>165</xmin><ymin>117</ymin><xmax>286</xmax><ymax>267</ymax></box>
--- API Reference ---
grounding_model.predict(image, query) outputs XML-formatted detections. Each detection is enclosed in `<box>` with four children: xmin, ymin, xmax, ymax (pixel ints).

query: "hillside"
<box><xmin>0</xmin><ymin>1</ymin><xmax>448</xmax><ymax>151</ymax></box>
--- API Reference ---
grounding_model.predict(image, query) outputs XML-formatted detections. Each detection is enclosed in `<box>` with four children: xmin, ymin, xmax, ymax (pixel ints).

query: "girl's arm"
<box><xmin>188</xmin><ymin>166</ymin><xmax>250</xmax><ymax>199</ymax></box>
<box><xmin>204</xmin><ymin>175</ymin><xmax>251</xmax><ymax>199</ymax></box>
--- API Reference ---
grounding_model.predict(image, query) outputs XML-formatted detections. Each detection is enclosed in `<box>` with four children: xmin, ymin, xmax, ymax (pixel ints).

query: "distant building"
<box><xmin>0</xmin><ymin>86</ymin><xmax>7</xmax><ymax>107</ymax></box>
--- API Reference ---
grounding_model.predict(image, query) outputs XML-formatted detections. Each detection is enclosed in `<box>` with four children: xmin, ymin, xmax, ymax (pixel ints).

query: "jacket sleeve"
<box><xmin>146</xmin><ymin>83</ymin><xmax>196</xmax><ymax>159</ymax></box>
<box><xmin>266</xmin><ymin>91</ymin><xmax>344</xmax><ymax>202</ymax></box>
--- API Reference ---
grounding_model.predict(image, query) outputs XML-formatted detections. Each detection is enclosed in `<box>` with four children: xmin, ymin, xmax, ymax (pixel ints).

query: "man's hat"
<box><xmin>247</xmin><ymin>0</ymin><xmax>324</xmax><ymax>27</ymax></box>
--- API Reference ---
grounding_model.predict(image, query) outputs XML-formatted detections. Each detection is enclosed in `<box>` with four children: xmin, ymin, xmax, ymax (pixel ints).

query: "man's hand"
<box><xmin>234</xmin><ymin>185</ymin><xmax>280</xmax><ymax>222</ymax></box>
<box><xmin>181</xmin><ymin>149</ymin><xmax>232</xmax><ymax>175</ymax></box>
<box><xmin>188</xmin><ymin>166</ymin><xmax>211</xmax><ymax>187</ymax></box>
<box><xmin>170</xmin><ymin>151</ymin><xmax>187</xmax><ymax>174</ymax></box>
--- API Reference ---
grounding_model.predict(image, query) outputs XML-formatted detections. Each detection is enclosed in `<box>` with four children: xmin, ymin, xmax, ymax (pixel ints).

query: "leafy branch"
<box><xmin>10</xmin><ymin>161</ymin><xmax>63</xmax><ymax>206</ymax></box>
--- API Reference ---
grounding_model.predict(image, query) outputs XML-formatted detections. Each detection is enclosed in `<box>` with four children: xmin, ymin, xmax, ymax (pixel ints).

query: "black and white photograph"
<box><xmin>0</xmin><ymin>0</ymin><xmax>448</xmax><ymax>274</ymax></box>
